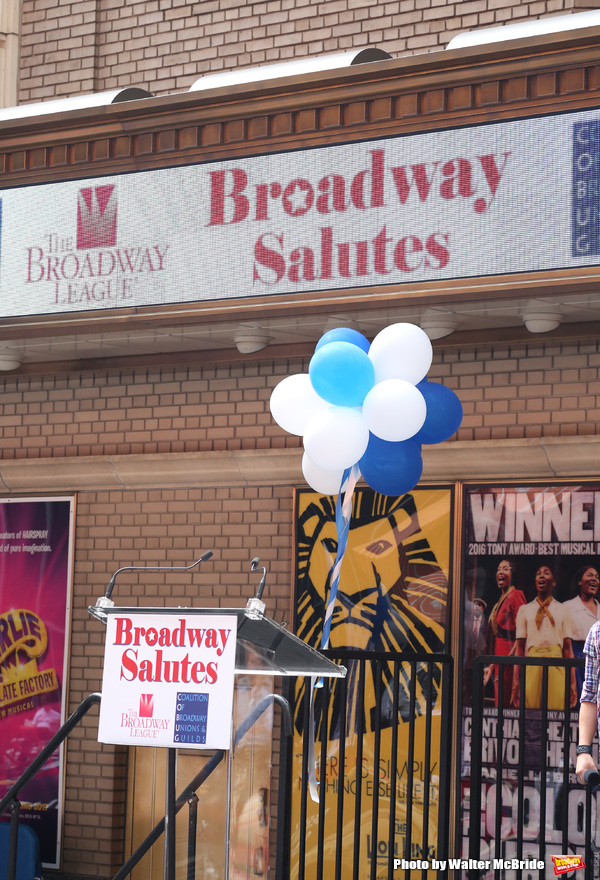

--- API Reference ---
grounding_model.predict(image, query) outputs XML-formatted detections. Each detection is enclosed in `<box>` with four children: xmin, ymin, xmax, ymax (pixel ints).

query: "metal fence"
<box><xmin>469</xmin><ymin>654</ymin><xmax>597</xmax><ymax>880</ymax></box>
<box><xmin>279</xmin><ymin>651</ymin><xmax>454</xmax><ymax>880</ymax></box>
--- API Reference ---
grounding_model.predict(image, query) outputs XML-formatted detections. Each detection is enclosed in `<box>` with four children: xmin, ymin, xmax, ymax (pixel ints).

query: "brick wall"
<box><xmin>18</xmin><ymin>0</ymin><xmax>581</xmax><ymax>104</ymax></box>
<box><xmin>1</xmin><ymin>336</ymin><xmax>598</xmax><ymax>873</ymax></box>
<box><xmin>0</xmin><ymin>339</ymin><xmax>598</xmax><ymax>463</ymax></box>
<box><xmin>63</xmin><ymin>484</ymin><xmax>294</xmax><ymax>875</ymax></box>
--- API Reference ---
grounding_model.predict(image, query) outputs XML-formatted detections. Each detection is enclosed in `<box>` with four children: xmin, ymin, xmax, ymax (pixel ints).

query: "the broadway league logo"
<box><xmin>77</xmin><ymin>184</ymin><xmax>117</xmax><ymax>249</ymax></box>
<box><xmin>139</xmin><ymin>694</ymin><xmax>154</xmax><ymax>718</ymax></box>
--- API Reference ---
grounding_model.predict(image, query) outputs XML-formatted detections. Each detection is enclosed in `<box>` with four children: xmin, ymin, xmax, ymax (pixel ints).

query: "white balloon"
<box><xmin>302</xmin><ymin>453</ymin><xmax>348</xmax><ymax>495</ymax></box>
<box><xmin>303</xmin><ymin>407</ymin><xmax>369</xmax><ymax>471</ymax></box>
<box><xmin>362</xmin><ymin>379</ymin><xmax>427</xmax><ymax>442</ymax></box>
<box><xmin>368</xmin><ymin>322</ymin><xmax>433</xmax><ymax>385</ymax></box>
<box><xmin>269</xmin><ymin>373</ymin><xmax>328</xmax><ymax>436</ymax></box>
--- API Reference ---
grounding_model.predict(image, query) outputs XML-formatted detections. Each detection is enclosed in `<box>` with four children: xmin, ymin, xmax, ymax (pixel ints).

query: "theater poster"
<box><xmin>291</xmin><ymin>486</ymin><xmax>453</xmax><ymax>880</ymax></box>
<box><xmin>461</xmin><ymin>483</ymin><xmax>600</xmax><ymax>875</ymax></box>
<box><xmin>0</xmin><ymin>496</ymin><xmax>75</xmax><ymax>868</ymax></box>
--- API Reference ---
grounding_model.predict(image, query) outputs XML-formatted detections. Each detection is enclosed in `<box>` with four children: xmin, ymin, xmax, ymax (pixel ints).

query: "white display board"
<box><xmin>97</xmin><ymin>612</ymin><xmax>237</xmax><ymax>749</ymax></box>
<box><xmin>1</xmin><ymin>108</ymin><xmax>600</xmax><ymax>317</ymax></box>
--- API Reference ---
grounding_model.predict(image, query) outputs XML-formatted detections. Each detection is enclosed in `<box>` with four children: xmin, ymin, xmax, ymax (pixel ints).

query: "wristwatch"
<box><xmin>576</xmin><ymin>745</ymin><xmax>594</xmax><ymax>755</ymax></box>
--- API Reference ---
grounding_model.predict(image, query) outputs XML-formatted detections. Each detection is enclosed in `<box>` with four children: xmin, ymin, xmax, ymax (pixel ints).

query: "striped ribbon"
<box><xmin>321</xmin><ymin>462</ymin><xmax>360</xmax><ymax>652</ymax></box>
<box><xmin>309</xmin><ymin>462</ymin><xmax>360</xmax><ymax>802</ymax></box>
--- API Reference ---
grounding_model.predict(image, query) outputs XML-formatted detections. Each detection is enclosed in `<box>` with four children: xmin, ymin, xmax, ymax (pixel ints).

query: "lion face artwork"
<box><xmin>294</xmin><ymin>487</ymin><xmax>452</xmax><ymax>738</ymax></box>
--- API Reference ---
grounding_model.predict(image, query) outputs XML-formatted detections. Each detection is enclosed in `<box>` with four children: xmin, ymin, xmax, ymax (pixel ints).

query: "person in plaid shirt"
<box><xmin>576</xmin><ymin>619</ymin><xmax>600</xmax><ymax>782</ymax></box>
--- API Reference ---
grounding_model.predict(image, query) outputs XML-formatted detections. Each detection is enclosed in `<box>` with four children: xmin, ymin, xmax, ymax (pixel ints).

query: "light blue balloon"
<box><xmin>315</xmin><ymin>327</ymin><xmax>370</xmax><ymax>354</ymax></box>
<box><xmin>309</xmin><ymin>341</ymin><xmax>375</xmax><ymax>407</ymax></box>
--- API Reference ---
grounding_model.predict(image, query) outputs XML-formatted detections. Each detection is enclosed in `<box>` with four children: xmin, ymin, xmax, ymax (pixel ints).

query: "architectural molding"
<box><xmin>1</xmin><ymin>436</ymin><xmax>599</xmax><ymax>493</ymax></box>
<box><xmin>2</xmin><ymin>29</ymin><xmax>600</xmax><ymax>184</ymax></box>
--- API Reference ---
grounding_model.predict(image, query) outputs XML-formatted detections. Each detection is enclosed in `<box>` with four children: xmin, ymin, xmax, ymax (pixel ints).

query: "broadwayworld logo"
<box><xmin>552</xmin><ymin>855</ymin><xmax>585</xmax><ymax>875</ymax></box>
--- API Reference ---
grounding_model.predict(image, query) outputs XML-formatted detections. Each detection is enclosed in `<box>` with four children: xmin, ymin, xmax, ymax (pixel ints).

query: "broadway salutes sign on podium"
<box><xmin>97</xmin><ymin>611</ymin><xmax>237</xmax><ymax>750</ymax></box>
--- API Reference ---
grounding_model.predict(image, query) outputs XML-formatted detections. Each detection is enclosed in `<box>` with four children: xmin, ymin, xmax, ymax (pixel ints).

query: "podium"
<box><xmin>90</xmin><ymin>599</ymin><xmax>345</xmax><ymax>880</ymax></box>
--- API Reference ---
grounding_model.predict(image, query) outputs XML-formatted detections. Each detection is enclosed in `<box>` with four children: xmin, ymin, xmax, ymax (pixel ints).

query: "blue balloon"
<box><xmin>413</xmin><ymin>381</ymin><xmax>463</xmax><ymax>445</ymax></box>
<box><xmin>359</xmin><ymin>434</ymin><xmax>423</xmax><ymax>497</ymax></box>
<box><xmin>309</xmin><ymin>341</ymin><xmax>375</xmax><ymax>407</ymax></box>
<box><xmin>315</xmin><ymin>327</ymin><xmax>370</xmax><ymax>354</ymax></box>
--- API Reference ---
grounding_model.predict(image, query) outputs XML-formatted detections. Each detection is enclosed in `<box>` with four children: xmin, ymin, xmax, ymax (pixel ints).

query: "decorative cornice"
<box><xmin>2</xmin><ymin>29</ymin><xmax>600</xmax><ymax>185</ymax></box>
<box><xmin>1</xmin><ymin>436</ymin><xmax>599</xmax><ymax>493</ymax></box>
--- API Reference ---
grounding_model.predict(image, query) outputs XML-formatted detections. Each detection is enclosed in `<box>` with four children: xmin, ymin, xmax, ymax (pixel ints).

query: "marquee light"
<box><xmin>188</xmin><ymin>48</ymin><xmax>392</xmax><ymax>92</ymax></box>
<box><xmin>0</xmin><ymin>88</ymin><xmax>154</xmax><ymax>125</ymax></box>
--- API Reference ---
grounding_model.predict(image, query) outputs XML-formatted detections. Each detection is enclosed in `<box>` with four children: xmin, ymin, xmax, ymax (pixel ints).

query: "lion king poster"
<box><xmin>0</xmin><ymin>497</ymin><xmax>75</xmax><ymax>868</ymax></box>
<box><xmin>291</xmin><ymin>486</ymin><xmax>453</xmax><ymax>879</ymax></box>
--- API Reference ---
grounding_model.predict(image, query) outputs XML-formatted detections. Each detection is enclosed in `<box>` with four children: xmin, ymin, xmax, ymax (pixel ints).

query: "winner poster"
<box><xmin>461</xmin><ymin>484</ymin><xmax>600</xmax><ymax>876</ymax></box>
<box><xmin>0</xmin><ymin>497</ymin><xmax>75</xmax><ymax>868</ymax></box>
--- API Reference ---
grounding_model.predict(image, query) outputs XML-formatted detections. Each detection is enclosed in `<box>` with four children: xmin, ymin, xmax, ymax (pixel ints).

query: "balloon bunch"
<box><xmin>270</xmin><ymin>323</ymin><xmax>463</xmax><ymax>497</ymax></box>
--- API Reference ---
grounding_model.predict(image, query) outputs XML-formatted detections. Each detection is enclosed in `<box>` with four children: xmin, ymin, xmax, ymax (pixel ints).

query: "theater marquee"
<box><xmin>0</xmin><ymin>106</ymin><xmax>600</xmax><ymax>318</ymax></box>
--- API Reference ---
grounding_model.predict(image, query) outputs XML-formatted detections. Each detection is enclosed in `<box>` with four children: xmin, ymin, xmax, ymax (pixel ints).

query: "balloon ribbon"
<box><xmin>308</xmin><ymin>462</ymin><xmax>360</xmax><ymax>802</ymax></box>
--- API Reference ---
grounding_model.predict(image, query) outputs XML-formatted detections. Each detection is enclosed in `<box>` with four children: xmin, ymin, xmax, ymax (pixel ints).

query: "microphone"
<box><xmin>246</xmin><ymin>556</ymin><xmax>267</xmax><ymax>619</ymax></box>
<box><xmin>250</xmin><ymin>557</ymin><xmax>267</xmax><ymax>600</ymax></box>
<box><xmin>103</xmin><ymin>549</ymin><xmax>214</xmax><ymax>602</ymax></box>
<box><xmin>584</xmin><ymin>768</ymin><xmax>600</xmax><ymax>787</ymax></box>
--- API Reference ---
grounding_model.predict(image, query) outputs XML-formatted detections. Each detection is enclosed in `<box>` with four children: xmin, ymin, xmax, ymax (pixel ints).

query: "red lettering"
<box><xmin>350</xmin><ymin>150</ymin><xmax>386</xmax><ymax>209</ymax></box>
<box><xmin>391</xmin><ymin>162</ymin><xmax>439</xmax><ymax>204</ymax></box>
<box><xmin>393</xmin><ymin>235</ymin><xmax>423</xmax><ymax>272</ymax></box>
<box><xmin>337</xmin><ymin>242</ymin><xmax>352</xmax><ymax>278</ymax></box>
<box><xmin>120</xmin><ymin>648</ymin><xmax>138</xmax><ymax>680</ymax></box>
<box><xmin>115</xmin><ymin>617</ymin><xmax>132</xmax><ymax>646</ymax></box>
<box><xmin>206</xmin><ymin>661</ymin><xmax>218</xmax><ymax>684</ymax></box>
<box><xmin>282</xmin><ymin>179</ymin><xmax>314</xmax><ymax>217</ymax></box>
<box><xmin>207</xmin><ymin>169</ymin><xmax>249</xmax><ymax>226</ymax></box>
<box><xmin>288</xmin><ymin>246</ymin><xmax>316</xmax><ymax>283</ymax></box>
<box><xmin>476</xmin><ymin>151</ymin><xmax>511</xmax><ymax>213</ymax></box>
<box><xmin>425</xmin><ymin>233</ymin><xmax>450</xmax><ymax>269</ymax></box>
<box><xmin>316</xmin><ymin>175</ymin><xmax>348</xmax><ymax>214</ymax></box>
<box><xmin>255</xmin><ymin>183</ymin><xmax>270</xmax><ymax>221</ymax></box>
<box><xmin>26</xmin><ymin>247</ymin><xmax>44</xmax><ymax>283</ymax></box>
<box><xmin>373</xmin><ymin>225</ymin><xmax>393</xmax><ymax>274</ymax></box>
<box><xmin>191</xmin><ymin>661</ymin><xmax>206</xmax><ymax>684</ymax></box>
<box><xmin>440</xmin><ymin>158</ymin><xmax>475</xmax><ymax>201</ymax></box>
<box><xmin>319</xmin><ymin>227</ymin><xmax>333</xmax><ymax>279</ymax></box>
<box><xmin>253</xmin><ymin>234</ymin><xmax>286</xmax><ymax>284</ymax></box>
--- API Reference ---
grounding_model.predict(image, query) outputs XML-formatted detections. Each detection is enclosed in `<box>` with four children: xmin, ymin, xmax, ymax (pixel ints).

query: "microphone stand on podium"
<box><xmin>88</xmin><ymin>552</ymin><xmax>345</xmax><ymax>880</ymax></box>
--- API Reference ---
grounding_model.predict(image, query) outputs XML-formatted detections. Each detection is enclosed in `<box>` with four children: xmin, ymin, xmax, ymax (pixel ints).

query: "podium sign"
<box><xmin>97</xmin><ymin>611</ymin><xmax>237</xmax><ymax>749</ymax></box>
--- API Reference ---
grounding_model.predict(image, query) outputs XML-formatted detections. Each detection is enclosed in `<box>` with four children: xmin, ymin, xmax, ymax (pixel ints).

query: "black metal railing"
<box><xmin>1</xmin><ymin>691</ymin><xmax>292</xmax><ymax>880</ymax></box>
<box><xmin>468</xmin><ymin>654</ymin><xmax>597</xmax><ymax>880</ymax></box>
<box><xmin>284</xmin><ymin>651</ymin><xmax>453</xmax><ymax>880</ymax></box>
<box><xmin>0</xmin><ymin>692</ymin><xmax>102</xmax><ymax>880</ymax></box>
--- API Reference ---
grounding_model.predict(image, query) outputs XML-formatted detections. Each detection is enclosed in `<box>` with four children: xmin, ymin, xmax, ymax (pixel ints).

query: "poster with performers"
<box><xmin>461</xmin><ymin>483</ymin><xmax>600</xmax><ymax>877</ymax></box>
<box><xmin>0</xmin><ymin>497</ymin><xmax>75</xmax><ymax>868</ymax></box>
<box><xmin>291</xmin><ymin>485</ymin><xmax>453</xmax><ymax>880</ymax></box>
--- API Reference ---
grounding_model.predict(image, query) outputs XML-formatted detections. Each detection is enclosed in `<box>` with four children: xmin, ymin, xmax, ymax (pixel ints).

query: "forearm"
<box><xmin>579</xmin><ymin>701</ymin><xmax>598</xmax><ymax>746</ymax></box>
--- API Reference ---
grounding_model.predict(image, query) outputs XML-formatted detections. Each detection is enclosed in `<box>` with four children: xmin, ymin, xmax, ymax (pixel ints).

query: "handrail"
<box><xmin>1</xmin><ymin>692</ymin><xmax>102</xmax><ymax>880</ymax></box>
<box><xmin>0</xmin><ymin>692</ymin><xmax>102</xmax><ymax>816</ymax></box>
<box><xmin>112</xmin><ymin>692</ymin><xmax>292</xmax><ymax>880</ymax></box>
<box><xmin>1</xmin><ymin>690</ymin><xmax>291</xmax><ymax>880</ymax></box>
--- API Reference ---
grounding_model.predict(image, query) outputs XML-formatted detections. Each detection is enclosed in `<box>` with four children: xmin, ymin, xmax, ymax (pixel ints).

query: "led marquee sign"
<box><xmin>0</xmin><ymin>106</ymin><xmax>599</xmax><ymax>318</ymax></box>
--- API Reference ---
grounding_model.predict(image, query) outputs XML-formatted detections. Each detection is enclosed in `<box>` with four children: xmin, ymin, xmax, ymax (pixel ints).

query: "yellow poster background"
<box><xmin>291</xmin><ymin>487</ymin><xmax>453</xmax><ymax>879</ymax></box>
